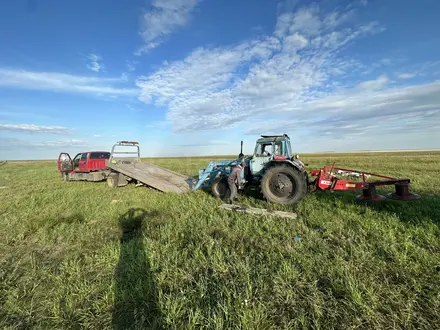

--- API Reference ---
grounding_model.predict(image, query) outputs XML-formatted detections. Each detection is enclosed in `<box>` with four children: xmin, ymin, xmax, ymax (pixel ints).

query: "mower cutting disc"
<box><xmin>385</xmin><ymin>183</ymin><xmax>421</xmax><ymax>201</ymax></box>
<box><xmin>386</xmin><ymin>192</ymin><xmax>421</xmax><ymax>201</ymax></box>
<box><xmin>355</xmin><ymin>186</ymin><xmax>386</xmax><ymax>202</ymax></box>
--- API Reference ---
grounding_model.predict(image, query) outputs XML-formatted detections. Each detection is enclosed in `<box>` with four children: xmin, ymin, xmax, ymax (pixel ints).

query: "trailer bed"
<box><xmin>107</xmin><ymin>161</ymin><xmax>195</xmax><ymax>193</ymax></box>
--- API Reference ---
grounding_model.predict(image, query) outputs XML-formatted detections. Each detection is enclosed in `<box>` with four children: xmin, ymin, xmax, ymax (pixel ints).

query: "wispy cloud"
<box><xmin>135</xmin><ymin>0</ymin><xmax>203</xmax><ymax>55</ymax></box>
<box><xmin>174</xmin><ymin>140</ymin><xmax>234</xmax><ymax>147</ymax></box>
<box><xmin>145</xmin><ymin>120</ymin><xmax>171</xmax><ymax>128</ymax></box>
<box><xmin>397</xmin><ymin>72</ymin><xmax>416</xmax><ymax>79</ymax></box>
<box><xmin>244</xmin><ymin>79</ymin><xmax>440</xmax><ymax>139</ymax></box>
<box><xmin>0</xmin><ymin>68</ymin><xmax>137</xmax><ymax>97</ymax></box>
<box><xmin>0</xmin><ymin>138</ymin><xmax>90</xmax><ymax>149</ymax></box>
<box><xmin>136</xmin><ymin>2</ymin><xmax>386</xmax><ymax>133</ymax></box>
<box><xmin>356</xmin><ymin>74</ymin><xmax>390</xmax><ymax>91</ymax></box>
<box><xmin>126</xmin><ymin>60</ymin><xmax>137</xmax><ymax>72</ymax></box>
<box><xmin>87</xmin><ymin>53</ymin><xmax>104</xmax><ymax>72</ymax></box>
<box><xmin>0</xmin><ymin>123</ymin><xmax>72</xmax><ymax>134</ymax></box>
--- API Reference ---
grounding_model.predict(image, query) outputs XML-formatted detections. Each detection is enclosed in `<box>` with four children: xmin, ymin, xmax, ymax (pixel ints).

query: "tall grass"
<box><xmin>0</xmin><ymin>152</ymin><xmax>439</xmax><ymax>329</ymax></box>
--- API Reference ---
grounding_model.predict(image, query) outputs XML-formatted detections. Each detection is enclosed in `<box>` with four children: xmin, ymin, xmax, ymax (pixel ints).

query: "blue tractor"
<box><xmin>194</xmin><ymin>134</ymin><xmax>310</xmax><ymax>205</ymax></box>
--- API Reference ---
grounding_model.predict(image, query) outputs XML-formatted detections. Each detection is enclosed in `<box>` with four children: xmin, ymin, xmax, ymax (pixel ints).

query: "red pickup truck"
<box><xmin>58</xmin><ymin>151</ymin><xmax>111</xmax><ymax>181</ymax></box>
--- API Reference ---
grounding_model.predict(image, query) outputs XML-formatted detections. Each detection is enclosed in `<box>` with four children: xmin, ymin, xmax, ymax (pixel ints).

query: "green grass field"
<box><xmin>1</xmin><ymin>152</ymin><xmax>439</xmax><ymax>329</ymax></box>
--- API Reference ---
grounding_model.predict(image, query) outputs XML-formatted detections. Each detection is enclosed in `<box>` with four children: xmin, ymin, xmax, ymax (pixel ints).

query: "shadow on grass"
<box><xmin>112</xmin><ymin>208</ymin><xmax>164</xmax><ymax>330</ymax></box>
<box><xmin>311</xmin><ymin>188</ymin><xmax>440</xmax><ymax>227</ymax></box>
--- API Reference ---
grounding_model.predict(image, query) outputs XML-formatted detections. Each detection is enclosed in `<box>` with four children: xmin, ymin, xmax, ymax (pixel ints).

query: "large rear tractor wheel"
<box><xmin>211</xmin><ymin>176</ymin><xmax>231</xmax><ymax>199</ymax></box>
<box><xmin>107</xmin><ymin>173</ymin><xmax>119</xmax><ymax>188</ymax></box>
<box><xmin>260</xmin><ymin>164</ymin><xmax>307</xmax><ymax>205</ymax></box>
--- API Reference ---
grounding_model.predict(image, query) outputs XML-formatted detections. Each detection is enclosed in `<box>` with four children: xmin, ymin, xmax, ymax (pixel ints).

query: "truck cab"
<box><xmin>58</xmin><ymin>151</ymin><xmax>111</xmax><ymax>181</ymax></box>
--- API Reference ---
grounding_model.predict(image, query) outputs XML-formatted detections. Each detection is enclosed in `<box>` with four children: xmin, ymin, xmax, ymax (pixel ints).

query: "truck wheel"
<box><xmin>260</xmin><ymin>164</ymin><xmax>307</xmax><ymax>205</ymax></box>
<box><xmin>107</xmin><ymin>173</ymin><xmax>119</xmax><ymax>188</ymax></box>
<box><xmin>211</xmin><ymin>176</ymin><xmax>231</xmax><ymax>199</ymax></box>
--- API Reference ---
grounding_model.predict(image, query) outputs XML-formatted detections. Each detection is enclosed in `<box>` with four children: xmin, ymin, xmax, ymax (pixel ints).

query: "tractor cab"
<box><xmin>249</xmin><ymin>134</ymin><xmax>293</xmax><ymax>175</ymax></box>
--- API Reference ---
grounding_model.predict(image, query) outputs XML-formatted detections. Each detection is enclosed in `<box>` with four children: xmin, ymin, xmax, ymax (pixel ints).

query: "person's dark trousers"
<box><xmin>228</xmin><ymin>179</ymin><xmax>237</xmax><ymax>203</ymax></box>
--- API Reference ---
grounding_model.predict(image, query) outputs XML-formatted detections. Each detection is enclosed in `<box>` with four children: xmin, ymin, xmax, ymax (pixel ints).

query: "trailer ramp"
<box><xmin>108</xmin><ymin>161</ymin><xmax>195</xmax><ymax>193</ymax></box>
<box><xmin>106</xmin><ymin>141</ymin><xmax>197</xmax><ymax>193</ymax></box>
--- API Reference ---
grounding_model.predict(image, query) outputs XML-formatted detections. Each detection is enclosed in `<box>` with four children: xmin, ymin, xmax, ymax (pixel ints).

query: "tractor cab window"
<box><xmin>255</xmin><ymin>143</ymin><xmax>273</xmax><ymax>156</ymax></box>
<box><xmin>274</xmin><ymin>142</ymin><xmax>282</xmax><ymax>155</ymax></box>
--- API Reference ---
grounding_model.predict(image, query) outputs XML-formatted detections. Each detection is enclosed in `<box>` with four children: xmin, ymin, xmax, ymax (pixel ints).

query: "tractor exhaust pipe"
<box><xmin>238</xmin><ymin>140</ymin><xmax>244</xmax><ymax>159</ymax></box>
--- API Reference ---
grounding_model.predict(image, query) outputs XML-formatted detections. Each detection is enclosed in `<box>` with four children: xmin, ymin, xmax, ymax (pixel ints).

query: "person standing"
<box><xmin>227</xmin><ymin>160</ymin><xmax>246</xmax><ymax>204</ymax></box>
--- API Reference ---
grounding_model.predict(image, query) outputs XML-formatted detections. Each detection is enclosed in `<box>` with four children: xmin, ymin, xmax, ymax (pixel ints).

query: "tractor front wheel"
<box><xmin>211</xmin><ymin>176</ymin><xmax>231</xmax><ymax>199</ymax></box>
<box><xmin>107</xmin><ymin>173</ymin><xmax>119</xmax><ymax>188</ymax></box>
<box><xmin>260</xmin><ymin>164</ymin><xmax>307</xmax><ymax>205</ymax></box>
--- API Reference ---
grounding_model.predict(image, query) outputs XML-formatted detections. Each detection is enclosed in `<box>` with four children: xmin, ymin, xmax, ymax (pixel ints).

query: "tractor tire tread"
<box><xmin>211</xmin><ymin>176</ymin><xmax>231</xmax><ymax>199</ymax></box>
<box><xmin>260</xmin><ymin>164</ymin><xmax>307</xmax><ymax>205</ymax></box>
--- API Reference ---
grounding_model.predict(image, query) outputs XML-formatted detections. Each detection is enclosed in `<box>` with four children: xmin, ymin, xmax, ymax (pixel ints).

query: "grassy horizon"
<box><xmin>1</xmin><ymin>152</ymin><xmax>439</xmax><ymax>329</ymax></box>
<box><xmin>3</xmin><ymin>148</ymin><xmax>440</xmax><ymax>163</ymax></box>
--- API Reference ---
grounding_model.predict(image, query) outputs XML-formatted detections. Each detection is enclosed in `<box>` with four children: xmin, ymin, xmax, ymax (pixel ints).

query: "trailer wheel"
<box><xmin>211</xmin><ymin>176</ymin><xmax>231</xmax><ymax>199</ymax></box>
<box><xmin>107</xmin><ymin>173</ymin><xmax>119</xmax><ymax>188</ymax></box>
<box><xmin>260</xmin><ymin>164</ymin><xmax>307</xmax><ymax>205</ymax></box>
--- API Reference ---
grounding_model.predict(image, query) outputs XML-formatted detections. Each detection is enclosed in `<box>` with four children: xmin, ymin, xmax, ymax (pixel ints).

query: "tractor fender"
<box><xmin>263</xmin><ymin>159</ymin><xmax>314</xmax><ymax>189</ymax></box>
<box><xmin>263</xmin><ymin>159</ymin><xmax>306</xmax><ymax>174</ymax></box>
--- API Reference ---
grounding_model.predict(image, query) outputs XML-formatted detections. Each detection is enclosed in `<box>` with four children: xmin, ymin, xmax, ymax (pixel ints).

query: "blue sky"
<box><xmin>1</xmin><ymin>0</ymin><xmax>440</xmax><ymax>160</ymax></box>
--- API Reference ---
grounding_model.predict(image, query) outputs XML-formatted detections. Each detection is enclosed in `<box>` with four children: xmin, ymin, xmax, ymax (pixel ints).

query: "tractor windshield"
<box><xmin>254</xmin><ymin>143</ymin><xmax>273</xmax><ymax>156</ymax></box>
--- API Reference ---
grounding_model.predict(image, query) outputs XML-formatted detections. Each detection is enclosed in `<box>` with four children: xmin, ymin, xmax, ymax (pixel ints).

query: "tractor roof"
<box><xmin>257</xmin><ymin>134</ymin><xmax>290</xmax><ymax>143</ymax></box>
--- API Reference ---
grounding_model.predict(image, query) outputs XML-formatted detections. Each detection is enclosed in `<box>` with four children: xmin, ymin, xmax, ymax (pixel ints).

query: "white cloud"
<box><xmin>0</xmin><ymin>123</ymin><xmax>72</xmax><ymax>134</ymax></box>
<box><xmin>246</xmin><ymin>79</ymin><xmax>440</xmax><ymax>141</ymax></box>
<box><xmin>0</xmin><ymin>138</ymin><xmax>91</xmax><ymax>149</ymax></box>
<box><xmin>135</xmin><ymin>0</ymin><xmax>202</xmax><ymax>55</ymax></box>
<box><xmin>121</xmin><ymin>72</ymin><xmax>129</xmax><ymax>82</ymax></box>
<box><xmin>93</xmin><ymin>134</ymin><xmax>103</xmax><ymax>138</ymax></box>
<box><xmin>87</xmin><ymin>53</ymin><xmax>104</xmax><ymax>72</ymax></box>
<box><xmin>126</xmin><ymin>60</ymin><xmax>136</xmax><ymax>72</ymax></box>
<box><xmin>356</xmin><ymin>74</ymin><xmax>390</xmax><ymax>91</ymax></box>
<box><xmin>145</xmin><ymin>120</ymin><xmax>171</xmax><ymax>128</ymax></box>
<box><xmin>173</xmin><ymin>139</ymin><xmax>234</xmax><ymax>147</ymax></box>
<box><xmin>133</xmin><ymin>2</ymin><xmax>440</xmax><ymax>153</ymax></box>
<box><xmin>397</xmin><ymin>72</ymin><xmax>416</xmax><ymax>79</ymax></box>
<box><xmin>0</xmin><ymin>68</ymin><xmax>137</xmax><ymax>97</ymax></box>
<box><xmin>136</xmin><ymin>3</ymin><xmax>386</xmax><ymax>133</ymax></box>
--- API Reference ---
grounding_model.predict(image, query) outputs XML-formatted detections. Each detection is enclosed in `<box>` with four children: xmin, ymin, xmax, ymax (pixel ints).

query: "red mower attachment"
<box><xmin>309</xmin><ymin>164</ymin><xmax>421</xmax><ymax>202</ymax></box>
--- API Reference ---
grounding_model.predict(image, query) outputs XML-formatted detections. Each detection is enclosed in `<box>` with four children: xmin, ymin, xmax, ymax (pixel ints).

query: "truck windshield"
<box><xmin>90</xmin><ymin>152</ymin><xmax>110</xmax><ymax>159</ymax></box>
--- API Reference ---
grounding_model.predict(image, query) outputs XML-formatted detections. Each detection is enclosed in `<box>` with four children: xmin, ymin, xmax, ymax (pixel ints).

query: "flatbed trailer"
<box><xmin>105</xmin><ymin>141</ymin><xmax>195</xmax><ymax>193</ymax></box>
